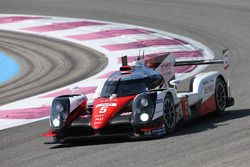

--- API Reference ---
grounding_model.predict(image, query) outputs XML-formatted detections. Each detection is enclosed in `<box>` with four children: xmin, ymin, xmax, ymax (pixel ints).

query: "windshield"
<box><xmin>100</xmin><ymin>78</ymin><xmax>147</xmax><ymax>97</ymax></box>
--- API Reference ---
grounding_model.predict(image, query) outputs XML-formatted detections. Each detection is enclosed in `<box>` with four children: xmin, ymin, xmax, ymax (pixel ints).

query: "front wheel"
<box><xmin>215</xmin><ymin>78</ymin><xmax>227</xmax><ymax>116</ymax></box>
<box><xmin>163</xmin><ymin>94</ymin><xmax>176</xmax><ymax>133</ymax></box>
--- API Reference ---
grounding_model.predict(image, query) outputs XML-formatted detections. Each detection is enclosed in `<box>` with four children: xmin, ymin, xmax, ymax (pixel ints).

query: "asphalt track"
<box><xmin>0</xmin><ymin>30</ymin><xmax>107</xmax><ymax>106</ymax></box>
<box><xmin>0</xmin><ymin>0</ymin><xmax>250</xmax><ymax>167</ymax></box>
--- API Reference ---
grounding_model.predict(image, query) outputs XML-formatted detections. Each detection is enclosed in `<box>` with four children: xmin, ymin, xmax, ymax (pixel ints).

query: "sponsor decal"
<box><xmin>120</xmin><ymin>112</ymin><xmax>132</xmax><ymax>116</ymax></box>
<box><xmin>96</xmin><ymin>103</ymin><xmax>117</xmax><ymax>108</ymax></box>
<box><xmin>154</xmin><ymin>110</ymin><xmax>162</xmax><ymax>114</ymax></box>
<box><xmin>94</xmin><ymin>117</ymin><xmax>104</xmax><ymax>121</ymax></box>
<box><xmin>99</xmin><ymin>106</ymin><xmax>108</xmax><ymax>113</ymax></box>
<box><xmin>203</xmin><ymin>80</ymin><xmax>208</xmax><ymax>86</ymax></box>
<box><xmin>204</xmin><ymin>84</ymin><xmax>215</xmax><ymax>94</ymax></box>
<box><xmin>95</xmin><ymin>103</ymin><xmax>117</xmax><ymax>114</ymax></box>
<box><xmin>151</xmin><ymin>126</ymin><xmax>166</xmax><ymax>135</ymax></box>
<box><xmin>94</xmin><ymin>114</ymin><xmax>106</xmax><ymax>117</ymax></box>
<box><xmin>94</xmin><ymin>122</ymin><xmax>102</xmax><ymax>125</ymax></box>
<box><xmin>160</xmin><ymin>62</ymin><xmax>173</xmax><ymax>72</ymax></box>
<box><xmin>80</xmin><ymin>115</ymin><xmax>90</xmax><ymax>118</ymax></box>
<box><xmin>156</xmin><ymin>99</ymin><xmax>163</xmax><ymax>104</ymax></box>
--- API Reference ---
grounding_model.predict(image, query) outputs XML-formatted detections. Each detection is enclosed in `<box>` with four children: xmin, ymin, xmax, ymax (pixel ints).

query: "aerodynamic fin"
<box><xmin>121</xmin><ymin>56</ymin><xmax>128</xmax><ymax>66</ymax></box>
<box><xmin>174</xmin><ymin>49</ymin><xmax>230</xmax><ymax>67</ymax></box>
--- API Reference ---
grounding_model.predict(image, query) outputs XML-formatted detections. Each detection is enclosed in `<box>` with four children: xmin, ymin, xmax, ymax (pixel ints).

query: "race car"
<box><xmin>44</xmin><ymin>49</ymin><xmax>234</xmax><ymax>143</ymax></box>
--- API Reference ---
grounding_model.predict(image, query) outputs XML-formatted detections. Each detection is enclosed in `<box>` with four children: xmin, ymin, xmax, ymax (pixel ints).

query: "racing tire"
<box><xmin>215</xmin><ymin>78</ymin><xmax>227</xmax><ymax>116</ymax></box>
<box><xmin>163</xmin><ymin>94</ymin><xmax>176</xmax><ymax>133</ymax></box>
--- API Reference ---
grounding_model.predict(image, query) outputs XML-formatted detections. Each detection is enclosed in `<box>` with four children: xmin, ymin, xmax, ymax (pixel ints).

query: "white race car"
<box><xmin>44</xmin><ymin>49</ymin><xmax>234</xmax><ymax>142</ymax></box>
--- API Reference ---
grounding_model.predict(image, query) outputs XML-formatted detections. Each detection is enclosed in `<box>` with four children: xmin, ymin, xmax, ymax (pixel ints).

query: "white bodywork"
<box><xmin>152</xmin><ymin>88</ymin><xmax>182</xmax><ymax>122</ymax></box>
<box><xmin>152</xmin><ymin>71</ymin><xmax>224</xmax><ymax>122</ymax></box>
<box><xmin>177</xmin><ymin>71</ymin><xmax>223</xmax><ymax>106</ymax></box>
<box><xmin>155</xmin><ymin>53</ymin><xmax>175</xmax><ymax>84</ymax></box>
<box><xmin>68</xmin><ymin>95</ymin><xmax>87</xmax><ymax>113</ymax></box>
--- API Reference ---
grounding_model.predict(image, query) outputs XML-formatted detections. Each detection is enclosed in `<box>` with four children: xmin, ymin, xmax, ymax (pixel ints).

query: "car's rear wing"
<box><xmin>174</xmin><ymin>49</ymin><xmax>231</xmax><ymax>96</ymax></box>
<box><xmin>175</xmin><ymin>49</ymin><xmax>230</xmax><ymax>70</ymax></box>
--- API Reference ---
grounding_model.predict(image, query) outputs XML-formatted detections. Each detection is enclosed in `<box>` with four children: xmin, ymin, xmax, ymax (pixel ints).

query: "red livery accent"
<box><xmin>91</xmin><ymin>95</ymin><xmax>135</xmax><ymax>129</ymax></box>
<box><xmin>65</xmin><ymin>99</ymin><xmax>87</xmax><ymax>125</ymax></box>
<box><xmin>42</xmin><ymin>129</ymin><xmax>57</xmax><ymax>137</ymax></box>
<box><xmin>120</xmin><ymin>65</ymin><xmax>132</xmax><ymax>74</ymax></box>
<box><xmin>180</xmin><ymin>96</ymin><xmax>190</xmax><ymax>120</ymax></box>
<box><xmin>199</xmin><ymin>94</ymin><xmax>216</xmax><ymax>115</ymax></box>
<box><xmin>141</xmin><ymin>125</ymin><xmax>163</xmax><ymax>132</ymax></box>
<box><xmin>224</xmin><ymin>64</ymin><xmax>229</xmax><ymax>70</ymax></box>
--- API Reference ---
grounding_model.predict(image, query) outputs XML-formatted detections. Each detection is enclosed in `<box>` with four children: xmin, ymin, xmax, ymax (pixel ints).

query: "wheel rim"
<box><xmin>163</xmin><ymin>98</ymin><xmax>176</xmax><ymax>129</ymax></box>
<box><xmin>216</xmin><ymin>82</ymin><xmax>226</xmax><ymax>111</ymax></box>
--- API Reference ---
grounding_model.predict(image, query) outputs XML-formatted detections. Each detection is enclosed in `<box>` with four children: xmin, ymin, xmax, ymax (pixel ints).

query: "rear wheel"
<box><xmin>163</xmin><ymin>94</ymin><xmax>176</xmax><ymax>133</ymax></box>
<box><xmin>215</xmin><ymin>78</ymin><xmax>227</xmax><ymax>115</ymax></box>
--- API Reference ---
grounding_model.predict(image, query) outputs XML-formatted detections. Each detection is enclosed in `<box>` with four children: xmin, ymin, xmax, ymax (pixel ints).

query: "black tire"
<box><xmin>163</xmin><ymin>94</ymin><xmax>176</xmax><ymax>133</ymax></box>
<box><xmin>215</xmin><ymin>78</ymin><xmax>227</xmax><ymax>116</ymax></box>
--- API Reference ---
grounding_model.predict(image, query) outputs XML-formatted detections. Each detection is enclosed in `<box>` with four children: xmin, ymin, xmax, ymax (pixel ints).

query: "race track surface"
<box><xmin>0</xmin><ymin>30</ymin><xmax>107</xmax><ymax>105</ymax></box>
<box><xmin>0</xmin><ymin>0</ymin><xmax>250</xmax><ymax>166</ymax></box>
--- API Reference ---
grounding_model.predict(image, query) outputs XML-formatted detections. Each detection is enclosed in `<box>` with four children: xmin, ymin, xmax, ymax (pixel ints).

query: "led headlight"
<box><xmin>141</xmin><ymin>98</ymin><xmax>149</xmax><ymax>107</ymax></box>
<box><xmin>132</xmin><ymin>92</ymin><xmax>157</xmax><ymax>125</ymax></box>
<box><xmin>52</xmin><ymin>118</ymin><xmax>60</xmax><ymax>127</ymax></box>
<box><xmin>50</xmin><ymin>97</ymin><xmax>70</xmax><ymax>130</ymax></box>
<box><xmin>55</xmin><ymin>103</ymin><xmax>64</xmax><ymax>112</ymax></box>
<box><xmin>140</xmin><ymin>113</ymin><xmax>149</xmax><ymax>122</ymax></box>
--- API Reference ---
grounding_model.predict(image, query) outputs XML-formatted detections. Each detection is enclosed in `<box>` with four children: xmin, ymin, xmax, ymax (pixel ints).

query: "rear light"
<box><xmin>120</xmin><ymin>65</ymin><xmax>132</xmax><ymax>74</ymax></box>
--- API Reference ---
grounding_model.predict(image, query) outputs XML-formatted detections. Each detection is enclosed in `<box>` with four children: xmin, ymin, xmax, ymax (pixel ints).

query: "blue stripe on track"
<box><xmin>0</xmin><ymin>52</ymin><xmax>20</xmax><ymax>84</ymax></box>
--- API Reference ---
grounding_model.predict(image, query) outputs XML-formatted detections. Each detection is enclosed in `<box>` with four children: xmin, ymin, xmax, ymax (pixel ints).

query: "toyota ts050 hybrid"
<box><xmin>44</xmin><ymin>49</ymin><xmax>234</xmax><ymax>143</ymax></box>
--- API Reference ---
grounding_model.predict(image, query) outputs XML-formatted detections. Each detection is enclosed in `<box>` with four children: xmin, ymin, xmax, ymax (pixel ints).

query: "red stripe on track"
<box><xmin>67</xmin><ymin>28</ymin><xmax>153</xmax><ymax>40</ymax></box>
<box><xmin>0</xmin><ymin>106</ymin><xmax>50</xmax><ymax>119</ymax></box>
<box><xmin>102</xmin><ymin>38</ymin><xmax>188</xmax><ymax>51</ymax></box>
<box><xmin>23</xmin><ymin>21</ymin><xmax>106</xmax><ymax>32</ymax></box>
<box><xmin>40</xmin><ymin>86</ymin><xmax>97</xmax><ymax>98</ymax></box>
<box><xmin>0</xmin><ymin>16</ymin><xmax>44</xmax><ymax>24</ymax></box>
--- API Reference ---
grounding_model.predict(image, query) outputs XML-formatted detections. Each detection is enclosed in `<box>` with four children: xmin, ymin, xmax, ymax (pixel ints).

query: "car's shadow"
<box><xmin>171</xmin><ymin>109</ymin><xmax>250</xmax><ymax>137</ymax></box>
<box><xmin>48</xmin><ymin>135</ymin><xmax>149</xmax><ymax>149</ymax></box>
<box><xmin>48</xmin><ymin>109</ymin><xmax>250</xmax><ymax>149</ymax></box>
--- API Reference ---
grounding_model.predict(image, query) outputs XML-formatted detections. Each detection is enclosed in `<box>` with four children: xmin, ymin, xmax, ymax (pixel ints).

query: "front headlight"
<box><xmin>132</xmin><ymin>93</ymin><xmax>157</xmax><ymax>124</ymax></box>
<box><xmin>55</xmin><ymin>103</ymin><xmax>64</xmax><ymax>112</ymax></box>
<box><xmin>50</xmin><ymin>97</ymin><xmax>70</xmax><ymax>130</ymax></box>
<box><xmin>140</xmin><ymin>113</ymin><xmax>149</xmax><ymax>122</ymax></box>
<box><xmin>52</xmin><ymin>117</ymin><xmax>60</xmax><ymax>127</ymax></box>
<box><xmin>141</xmin><ymin>98</ymin><xmax>149</xmax><ymax>107</ymax></box>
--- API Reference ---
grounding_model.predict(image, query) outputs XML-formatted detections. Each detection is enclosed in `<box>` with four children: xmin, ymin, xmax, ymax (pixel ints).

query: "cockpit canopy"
<box><xmin>100</xmin><ymin>67</ymin><xmax>164</xmax><ymax>98</ymax></box>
